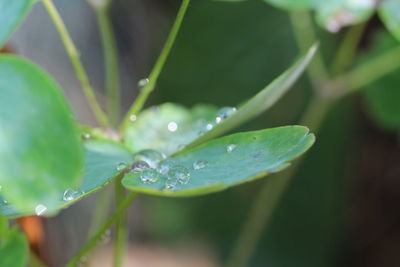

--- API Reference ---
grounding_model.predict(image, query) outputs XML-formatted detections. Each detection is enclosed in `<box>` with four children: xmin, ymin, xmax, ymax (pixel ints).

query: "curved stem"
<box><xmin>41</xmin><ymin>0</ymin><xmax>110</xmax><ymax>128</ymax></box>
<box><xmin>66</xmin><ymin>192</ymin><xmax>137</xmax><ymax>267</ymax></box>
<box><xmin>120</xmin><ymin>0</ymin><xmax>191</xmax><ymax>131</ymax></box>
<box><xmin>95</xmin><ymin>7</ymin><xmax>121</xmax><ymax>127</ymax></box>
<box><xmin>113</xmin><ymin>177</ymin><xmax>127</xmax><ymax>267</ymax></box>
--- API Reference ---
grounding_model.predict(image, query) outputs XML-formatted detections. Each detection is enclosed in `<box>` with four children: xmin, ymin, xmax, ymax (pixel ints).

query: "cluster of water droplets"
<box><xmin>198</xmin><ymin>106</ymin><xmax>237</xmax><ymax>136</ymax></box>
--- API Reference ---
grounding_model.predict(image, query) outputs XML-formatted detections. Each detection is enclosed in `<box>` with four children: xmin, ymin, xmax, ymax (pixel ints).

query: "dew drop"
<box><xmin>3</xmin><ymin>199</ymin><xmax>8</xmax><ymax>204</ymax></box>
<box><xmin>35</xmin><ymin>204</ymin><xmax>47</xmax><ymax>216</ymax></box>
<box><xmin>129</xmin><ymin>115</ymin><xmax>137</xmax><ymax>122</ymax></box>
<box><xmin>167</xmin><ymin>121</ymin><xmax>178</xmax><ymax>132</ymax></box>
<box><xmin>168</xmin><ymin>165</ymin><xmax>191</xmax><ymax>185</ymax></box>
<box><xmin>140</xmin><ymin>169</ymin><xmax>160</xmax><ymax>184</ymax></box>
<box><xmin>63</xmin><ymin>189</ymin><xmax>81</xmax><ymax>201</ymax></box>
<box><xmin>157</xmin><ymin>159</ymin><xmax>177</xmax><ymax>175</ymax></box>
<box><xmin>165</xmin><ymin>178</ymin><xmax>178</xmax><ymax>191</ymax></box>
<box><xmin>82</xmin><ymin>133</ymin><xmax>91</xmax><ymax>140</ymax></box>
<box><xmin>99</xmin><ymin>229</ymin><xmax>111</xmax><ymax>245</ymax></box>
<box><xmin>138</xmin><ymin>78</ymin><xmax>149</xmax><ymax>88</ymax></box>
<box><xmin>193</xmin><ymin>160</ymin><xmax>208</xmax><ymax>170</ymax></box>
<box><xmin>134</xmin><ymin>149</ymin><xmax>166</xmax><ymax>168</ymax></box>
<box><xmin>227</xmin><ymin>144</ymin><xmax>236</xmax><ymax>153</ymax></box>
<box><xmin>116</xmin><ymin>162</ymin><xmax>127</xmax><ymax>171</ymax></box>
<box><xmin>130</xmin><ymin>160</ymin><xmax>150</xmax><ymax>173</ymax></box>
<box><xmin>215</xmin><ymin>107</ymin><xmax>237</xmax><ymax>124</ymax></box>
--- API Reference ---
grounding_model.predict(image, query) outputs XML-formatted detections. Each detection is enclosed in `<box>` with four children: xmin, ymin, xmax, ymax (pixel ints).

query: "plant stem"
<box><xmin>120</xmin><ymin>0</ymin><xmax>191</xmax><ymax>131</ymax></box>
<box><xmin>114</xmin><ymin>177</ymin><xmax>127</xmax><ymax>267</ymax></box>
<box><xmin>95</xmin><ymin>6</ymin><xmax>121</xmax><ymax>127</ymax></box>
<box><xmin>331</xmin><ymin>22</ymin><xmax>367</xmax><ymax>76</ymax></box>
<box><xmin>41</xmin><ymin>0</ymin><xmax>110</xmax><ymax>128</ymax></box>
<box><xmin>66</xmin><ymin>192</ymin><xmax>137</xmax><ymax>267</ymax></box>
<box><xmin>289</xmin><ymin>11</ymin><xmax>329</xmax><ymax>89</ymax></box>
<box><xmin>336</xmin><ymin>45</ymin><xmax>400</xmax><ymax>95</ymax></box>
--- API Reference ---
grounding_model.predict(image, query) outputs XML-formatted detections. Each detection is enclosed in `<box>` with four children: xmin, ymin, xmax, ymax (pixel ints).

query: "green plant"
<box><xmin>0</xmin><ymin>0</ymin><xmax>318</xmax><ymax>265</ymax></box>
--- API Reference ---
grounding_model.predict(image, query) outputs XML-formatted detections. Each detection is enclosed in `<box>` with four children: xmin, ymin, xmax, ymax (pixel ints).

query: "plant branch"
<box><xmin>120</xmin><ymin>0</ymin><xmax>191</xmax><ymax>131</ymax></box>
<box><xmin>66</xmin><ymin>192</ymin><xmax>137</xmax><ymax>267</ymax></box>
<box><xmin>114</xmin><ymin>177</ymin><xmax>127</xmax><ymax>267</ymax></box>
<box><xmin>41</xmin><ymin>0</ymin><xmax>110</xmax><ymax>128</ymax></box>
<box><xmin>95</xmin><ymin>6</ymin><xmax>121</xmax><ymax>127</ymax></box>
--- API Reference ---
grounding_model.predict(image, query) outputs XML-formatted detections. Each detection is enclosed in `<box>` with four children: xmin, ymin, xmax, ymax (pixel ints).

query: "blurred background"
<box><xmin>7</xmin><ymin>0</ymin><xmax>400</xmax><ymax>266</ymax></box>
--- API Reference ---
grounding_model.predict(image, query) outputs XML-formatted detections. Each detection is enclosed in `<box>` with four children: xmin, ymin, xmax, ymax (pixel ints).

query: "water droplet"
<box><xmin>78</xmin><ymin>256</ymin><xmax>88</xmax><ymax>266</ymax></box>
<box><xmin>3</xmin><ymin>199</ymin><xmax>8</xmax><ymax>204</ymax></box>
<box><xmin>215</xmin><ymin>107</ymin><xmax>237</xmax><ymax>124</ymax></box>
<box><xmin>82</xmin><ymin>133</ymin><xmax>91</xmax><ymax>140</ymax></box>
<box><xmin>63</xmin><ymin>189</ymin><xmax>81</xmax><ymax>201</ymax></box>
<box><xmin>167</xmin><ymin>121</ymin><xmax>178</xmax><ymax>132</ymax></box>
<box><xmin>168</xmin><ymin>166</ymin><xmax>190</xmax><ymax>185</ymax></box>
<box><xmin>165</xmin><ymin>178</ymin><xmax>178</xmax><ymax>191</ymax></box>
<box><xmin>130</xmin><ymin>160</ymin><xmax>150</xmax><ymax>173</ymax></box>
<box><xmin>140</xmin><ymin>169</ymin><xmax>160</xmax><ymax>184</ymax></box>
<box><xmin>116</xmin><ymin>162</ymin><xmax>127</xmax><ymax>171</ymax></box>
<box><xmin>134</xmin><ymin>149</ymin><xmax>166</xmax><ymax>168</ymax></box>
<box><xmin>205</xmin><ymin>123</ymin><xmax>214</xmax><ymax>130</ymax></box>
<box><xmin>129</xmin><ymin>115</ymin><xmax>137</xmax><ymax>122</ymax></box>
<box><xmin>138</xmin><ymin>78</ymin><xmax>149</xmax><ymax>88</ymax></box>
<box><xmin>99</xmin><ymin>229</ymin><xmax>111</xmax><ymax>245</ymax></box>
<box><xmin>157</xmin><ymin>159</ymin><xmax>177</xmax><ymax>175</ymax></box>
<box><xmin>35</xmin><ymin>204</ymin><xmax>47</xmax><ymax>216</ymax></box>
<box><xmin>227</xmin><ymin>144</ymin><xmax>236</xmax><ymax>153</ymax></box>
<box><xmin>193</xmin><ymin>160</ymin><xmax>208</xmax><ymax>170</ymax></box>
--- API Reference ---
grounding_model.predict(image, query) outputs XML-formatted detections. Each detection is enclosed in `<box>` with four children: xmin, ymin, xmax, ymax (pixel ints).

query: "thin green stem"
<box><xmin>331</xmin><ymin>22</ymin><xmax>367</xmax><ymax>76</ymax></box>
<box><xmin>114</xmin><ymin>177</ymin><xmax>127</xmax><ymax>267</ymax></box>
<box><xmin>95</xmin><ymin>7</ymin><xmax>121</xmax><ymax>127</ymax></box>
<box><xmin>120</xmin><ymin>0</ymin><xmax>191</xmax><ymax>131</ymax></box>
<box><xmin>66</xmin><ymin>192</ymin><xmax>137</xmax><ymax>267</ymax></box>
<box><xmin>336</xmin><ymin>45</ymin><xmax>400</xmax><ymax>95</ymax></box>
<box><xmin>289</xmin><ymin>11</ymin><xmax>329</xmax><ymax>89</ymax></box>
<box><xmin>87</xmin><ymin>187</ymin><xmax>113</xmax><ymax>238</ymax></box>
<box><xmin>41</xmin><ymin>0</ymin><xmax>110</xmax><ymax>128</ymax></box>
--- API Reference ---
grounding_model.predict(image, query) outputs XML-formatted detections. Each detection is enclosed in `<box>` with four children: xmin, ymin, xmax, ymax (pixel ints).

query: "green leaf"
<box><xmin>264</xmin><ymin>0</ymin><xmax>312</xmax><ymax>10</ymax></box>
<box><xmin>122</xmin><ymin>126</ymin><xmax>315</xmax><ymax>197</ymax></box>
<box><xmin>0</xmin><ymin>228</ymin><xmax>28</xmax><ymax>267</ymax></box>
<box><xmin>0</xmin><ymin>0</ymin><xmax>35</xmax><ymax>47</ymax></box>
<box><xmin>361</xmin><ymin>31</ymin><xmax>400</xmax><ymax>132</ymax></box>
<box><xmin>185</xmin><ymin>44</ymin><xmax>317</xmax><ymax>150</ymax></box>
<box><xmin>0</xmin><ymin>55</ymin><xmax>83</xmax><ymax>214</ymax></box>
<box><xmin>379</xmin><ymin>0</ymin><xmax>400</xmax><ymax>42</ymax></box>
<box><xmin>0</xmin><ymin>139</ymin><xmax>133</xmax><ymax>218</ymax></box>
<box><xmin>123</xmin><ymin>103</ymin><xmax>218</xmax><ymax>156</ymax></box>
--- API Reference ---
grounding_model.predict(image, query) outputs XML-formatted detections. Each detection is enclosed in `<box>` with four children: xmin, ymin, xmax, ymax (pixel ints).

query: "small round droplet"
<box><xmin>35</xmin><ymin>204</ymin><xmax>48</xmax><ymax>216</ymax></box>
<box><xmin>215</xmin><ymin>107</ymin><xmax>237</xmax><ymax>124</ymax></box>
<box><xmin>138</xmin><ymin>78</ymin><xmax>149</xmax><ymax>88</ymax></box>
<box><xmin>193</xmin><ymin>160</ymin><xmax>208</xmax><ymax>170</ymax></box>
<box><xmin>3</xmin><ymin>199</ymin><xmax>8</xmax><ymax>204</ymax></box>
<box><xmin>165</xmin><ymin>178</ymin><xmax>178</xmax><ymax>191</ymax></box>
<box><xmin>140</xmin><ymin>169</ymin><xmax>160</xmax><ymax>184</ymax></box>
<box><xmin>82</xmin><ymin>133</ymin><xmax>91</xmax><ymax>140</ymax></box>
<box><xmin>78</xmin><ymin>256</ymin><xmax>88</xmax><ymax>267</ymax></box>
<box><xmin>134</xmin><ymin>149</ymin><xmax>166</xmax><ymax>168</ymax></box>
<box><xmin>116</xmin><ymin>162</ymin><xmax>127</xmax><ymax>171</ymax></box>
<box><xmin>167</xmin><ymin>121</ymin><xmax>178</xmax><ymax>132</ymax></box>
<box><xmin>130</xmin><ymin>115</ymin><xmax>137</xmax><ymax>122</ymax></box>
<box><xmin>130</xmin><ymin>160</ymin><xmax>150</xmax><ymax>173</ymax></box>
<box><xmin>63</xmin><ymin>189</ymin><xmax>81</xmax><ymax>201</ymax></box>
<box><xmin>205</xmin><ymin>123</ymin><xmax>214</xmax><ymax>131</ymax></box>
<box><xmin>227</xmin><ymin>144</ymin><xmax>236</xmax><ymax>153</ymax></box>
<box><xmin>168</xmin><ymin>166</ymin><xmax>191</xmax><ymax>185</ymax></box>
<box><xmin>157</xmin><ymin>159</ymin><xmax>177</xmax><ymax>175</ymax></box>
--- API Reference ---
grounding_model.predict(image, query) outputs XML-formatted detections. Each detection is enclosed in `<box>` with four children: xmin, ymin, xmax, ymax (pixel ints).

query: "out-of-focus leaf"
<box><xmin>0</xmin><ymin>228</ymin><xmax>28</xmax><ymax>267</ymax></box>
<box><xmin>379</xmin><ymin>0</ymin><xmax>400</xmax><ymax>42</ymax></box>
<box><xmin>0</xmin><ymin>0</ymin><xmax>35</xmax><ymax>47</ymax></box>
<box><xmin>184</xmin><ymin>44</ymin><xmax>317</xmax><ymax>149</ymax></box>
<box><xmin>123</xmin><ymin>103</ymin><xmax>217</xmax><ymax>155</ymax></box>
<box><xmin>0</xmin><ymin>55</ymin><xmax>84</xmax><ymax>214</ymax></box>
<box><xmin>122</xmin><ymin>126</ymin><xmax>315</xmax><ymax>197</ymax></box>
<box><xmin>264</xmin><ymin>0</ymin><xmax>312</xmax><ymax>10</ymax></box>
<box><xmin>0</xmin><ymin>140</ymin><xmax>133</xmax><ymax>218</ymax></box>
<box><xmin>361</xmin><ymin>31</ymin><xmax>400</xmax><ymax>131</ymax></box>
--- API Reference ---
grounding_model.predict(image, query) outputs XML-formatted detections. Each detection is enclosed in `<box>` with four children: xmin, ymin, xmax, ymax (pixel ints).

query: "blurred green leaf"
<box><xmin>122</xmin><ymin>126</ymin><xmax>314</xmax><ymax>197</ymax></box>
<box><xmin>0</xmin><ymin>228</ymin><xmax>28</xmax><ymax>267</ymax></box>
<box><xmin>264</xmin><ymin>0</ymin><xmax>312</xmax><ymax>10</ymax></box>
<box><xmin>361</xmin><ymin>31</ymin><xmax>400</xmax><ymax>131</ymax></box>
<box><xmin>0</xmin><ymin>139</ymin><xmax>133</xmax><ymax>218</ymax></box>
<box><xmin>0</xmin><ymin>0</ymin><xmax>35</xmax><ymax>47</ymax></box>
<box><xmin>379</xmin><ymin>0</ymin><xmax>400</xmax><ymax>42</ymax></box>
<box><xmin>0</xmin><ymin>55</ymin><xmax>84</xmax><ymax>214</ymax></box>
<box><xmin>123</xmin><ymin>103</ymin><xmax>217</xmax><ymax>155</ymax></box>
<box><xmin>185</xmin><ymin>44</ymin><xmax>317</xmax><ymax>149</ymax></box>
